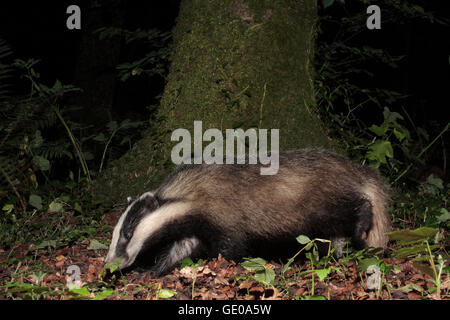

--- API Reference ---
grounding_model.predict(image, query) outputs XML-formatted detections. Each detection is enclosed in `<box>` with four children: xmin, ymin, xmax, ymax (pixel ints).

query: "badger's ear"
<box><xmin>127</xmin><ymin>196</ymin><xmax>134</xmax><ymax>204</ymax></box>
<box><xmin>142</xmin><ymin>192</ymin><xmax>159</xmax><ymax>210</ymax></box>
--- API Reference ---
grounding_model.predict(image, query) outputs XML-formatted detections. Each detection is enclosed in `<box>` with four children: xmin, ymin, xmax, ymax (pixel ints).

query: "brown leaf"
<box><xmin>263</xmin><ymin>286</ymin><xmax>282</xmax><ymax>300</ymax></box>
<box><xmin>86</xmin><ymin>264</ymin><xmax>97</xmax><ymax>282</ymax></box>
<box><xmin>294</xmin><ymin>288</ymin><xmax>306</xmax><ymax>296</ymax></box>
<box><xmin>249</xmin><ymin>286</ymin><xmax>265</xmax><ymax>293</ymax></box>
<box><xmin>407</xmin><ymin>292</ymin><xmax>422</xmax><ymax>300</ymax></box>
<box><xmin>214</xmin><ymin>275</ymin><xmax>229</xmax><ymax>286</ymax></box>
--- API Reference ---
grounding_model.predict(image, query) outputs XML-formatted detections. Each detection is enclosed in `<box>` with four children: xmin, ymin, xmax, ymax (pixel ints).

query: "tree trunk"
<box><xmin>93</xmin><ymin>0</ymin><xmax>337</xmax><ymax>204</ymax></box>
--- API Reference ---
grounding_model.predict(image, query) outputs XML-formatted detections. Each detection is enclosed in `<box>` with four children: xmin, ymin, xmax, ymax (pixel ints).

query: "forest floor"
<box><xmin>0</xmin><ymin>209</ymin><xmax>449</xmax><ymax>300</ymax></box>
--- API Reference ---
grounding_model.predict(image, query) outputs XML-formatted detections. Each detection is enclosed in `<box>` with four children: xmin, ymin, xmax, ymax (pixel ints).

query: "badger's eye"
<box><xmin>123</xmin><ymin>232</ymin><xmax>132</xmax><ymax>240</ymax></box>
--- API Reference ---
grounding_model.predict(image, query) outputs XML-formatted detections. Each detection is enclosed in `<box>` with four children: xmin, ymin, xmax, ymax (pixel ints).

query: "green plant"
<box><xmin>95</xmin><ymin>27</ymin><xmax>171</xmax><ymax>82</ymax></box>
<box><xmin>315</xmin><ymin>0</ymin><xmax>448</xmax><ymax>183</ymax></box>
<box><xmin>93</xmin><ymin>119</ymin><xmax>144</xmax><ymax>173</ymax></box>
<box><xmin>180</xmin><ymin>257</ymin><xmax>204</xmax><ymax>299</ymax></box>
<box><xmin>388</xmin><ymin>226</ymin><xmax>447</xmax><ymax>299</ymax></box>
<box><xmin>241</xmin><ymin>257</ymin><xmax>275</xmax><ymax>287</ymax></box>
<box><xmin>155</xmin><ymin>284</ymin><xmax>177</xmax><ymax>300</ymax></box>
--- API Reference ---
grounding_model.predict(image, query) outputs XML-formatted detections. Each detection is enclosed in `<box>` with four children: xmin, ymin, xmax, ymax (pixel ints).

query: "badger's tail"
<box><xmin>362</xmin><ymin>177</ymin><xmax>391</xmax><ymax>248</ymax></box>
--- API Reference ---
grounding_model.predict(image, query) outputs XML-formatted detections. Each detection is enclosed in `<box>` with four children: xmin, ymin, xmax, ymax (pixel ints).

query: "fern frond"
<box><xmin>0</xmin><ymin>39</ymin><xmax>14</xmax><ymax>101</ymax></box>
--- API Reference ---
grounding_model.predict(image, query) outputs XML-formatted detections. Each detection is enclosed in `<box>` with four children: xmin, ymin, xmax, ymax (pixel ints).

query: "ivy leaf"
<box><xmin>369</xmin><ymin>124</ymin><xmax>388</xmax><ymax>136</ymax></box>
<box><xmin>29</xmin><ymin>194</ymin><xmax>43</xmax><ymax>210</ymax></box>
<box><xmin>366</xmin><ymin>140</ymin><xmax>393</xmax><ymax>164</ymax></box>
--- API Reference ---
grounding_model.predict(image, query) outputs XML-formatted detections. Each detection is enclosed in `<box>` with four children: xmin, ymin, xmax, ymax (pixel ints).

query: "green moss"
<box><xmin>93</xmin><ymin>0</ymin><xmax>338</xmax><ymax>204</ymax></box>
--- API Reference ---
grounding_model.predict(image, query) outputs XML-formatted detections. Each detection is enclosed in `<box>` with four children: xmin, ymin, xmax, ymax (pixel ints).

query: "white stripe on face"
<box><xmin>105</xmin><ymin>204</ymin><xmax>132</xmax><ymax>264</ymax></box>
<box><xmin>106</xmin><ymin>192</ymin><xmax>157</xmax><ymax>264</ymax></box>
<box><xmin>121</xmin><ymin>201</ymin><xmax>192</xmax><ymax>269</ymax></box>
<box><xmin>105</xmin><ymin>192</ymin><xmax>153</xmax><ymax>263</ymax></box>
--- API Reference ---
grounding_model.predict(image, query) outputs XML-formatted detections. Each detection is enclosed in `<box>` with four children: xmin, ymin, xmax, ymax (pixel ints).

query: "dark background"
<box><xmin>0</xmin><ymin>0</ymin><xmax>448</xmax><ymax>176</ymax></box>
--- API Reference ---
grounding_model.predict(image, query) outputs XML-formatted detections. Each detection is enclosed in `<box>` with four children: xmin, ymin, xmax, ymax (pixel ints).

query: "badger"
<box><xmin>105</xmin><ymin>149</ymin><xmax>391</xmax><ymax>276</ymax></box>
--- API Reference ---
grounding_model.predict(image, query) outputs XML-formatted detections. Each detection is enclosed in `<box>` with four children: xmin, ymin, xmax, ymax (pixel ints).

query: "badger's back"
<box><xmin>155</xmin><ymin>149</ymin><xmax>391</xmax><ymax>251</ymax></box>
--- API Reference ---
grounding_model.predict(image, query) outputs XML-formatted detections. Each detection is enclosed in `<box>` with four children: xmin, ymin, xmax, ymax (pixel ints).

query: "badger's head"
<box><xmin>105</xmin><ymin>192</ymin><xmax>160</xmax><ymax>270</ymax></box>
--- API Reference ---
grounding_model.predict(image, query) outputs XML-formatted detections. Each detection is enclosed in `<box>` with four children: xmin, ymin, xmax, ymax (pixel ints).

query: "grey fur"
<box><xmin>106</xmin><ymin>149</ymin><xmax>391</xmax><ymax>275</ymax></box>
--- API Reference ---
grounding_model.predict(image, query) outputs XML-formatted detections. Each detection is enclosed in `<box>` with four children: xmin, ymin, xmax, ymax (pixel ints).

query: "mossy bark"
<box><xmin>93</xmin><ymin>0</ymin><xmax>337</xmax><ymax>204</ymax></box>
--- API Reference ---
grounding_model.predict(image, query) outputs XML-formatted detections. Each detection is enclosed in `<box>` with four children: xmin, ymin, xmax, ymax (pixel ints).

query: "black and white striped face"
<box><xmin>105</xmin><ymin>192</ymin><xmax>159</xmax><ymax>270</ymax></box>
<box><xmin>105</xmin><ymin>191</ymin><xmax>194</xmax><ymax>271</ymax></box>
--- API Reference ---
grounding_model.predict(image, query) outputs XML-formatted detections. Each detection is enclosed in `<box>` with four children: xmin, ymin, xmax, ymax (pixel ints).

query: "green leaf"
<box><xmin>437</xmin><ymin>208</ymin><xmax>450</xmax><ymax>223</ymax></box>
<box><xmin>392</xmin><ymin>244</ymin><xmax>439</xmax><ymax>258</ymax></box>
<box><xmin>383</xmin><ymin>107</ymin><xmax>404</xmax><ymax>123</ymax></box>
<box><xmin>314</xmin><ymin>268</ymin><xmax>331</xmax><ymax>282</ymax></box>
<box><xmin>105</xmin><ymin>258</ymin><xmax>122</xmax><ymax>273</ymax></box>
<box><xmin>92</xmin><ymin>289</ymin><xmax>115</xmax><ymax>300</ymax></box>
<box><xmin>88</xmin><ymin>239</ymin><xmax>109</xmax><ymax>250</ymax></box>
<box><xmin>366</xmin><ymin>140</ymin><xmax>393</xmax><ymax>164</ymax></box>
<box><xmin>180</xmin><ymin>257</ymin><xmax>203</xmax><ymax>268</ymax></box>
<box><xmin>29</xmin><ymin>194</ymin><xmax>43</xmax><ymax>210</ymax></box>
<box><xmin>426</xmin><ymin>174</ymin><xmax>444</xmax><ymax>190</ymax></box>
<box><xmin>2</xmin><ymin>204</ymin><xmax>14</xmax><ymax>214</ymax></box>
<box><xmin>393</xmin><ymin>128</ymin><xmax>406</xmax><ymax>141</ymax></box>
<box><xmin>296</xmin><ymin>235</ymin><xmax>311</xmax><ymax>244</ymax></box>
<box><xmin>241</xmin><ymin>257</ymin><xmax>267</xmax><ymax>271</ymax></box>
<box><xmin>35</xmin><ymin>240</ymin><xmax>57</xmax><ymax>250</ymax></box>
<box><xmin>387</xmin><ymin>227</ymin><xmax>438</xmax><ymax>243</ymax></box>
<box><xmin>74</xmin><ymin>202</ymin><xmax>82</xmax><ymax>213</ymax></box>
<box><xmin>369</xmin><ymin>124</ymin><xmax>388</xmax><ymax>136</ymax></box>
<box><xmin>398</xmin><ymin>284</ymin><xmax>424</xmax><ymax>293</ymax></box>
<box><xmin>69</xmin><ymin>287</ymin><xmax>91</xmax><ymax>298</ymax></box>
<box><xmin>157</xmin><ymin>288</ymin><xmax>177</xmax><ymax>299</ymax></box>
<box><xmin>180</xmin><ymin>257</ymin><xmax>194</xmax><ymax>268</ymax></box>
<box><xmin>358</xmin><ymin>258</ymin><xmax>379</xmax><ymax>272</ymax></box>
<box><xmin>302</xmin><ymin>295</ymin><xmax>327</xmax><ymax>300</ymax></box>
<box><xmin>253</xmin><ymin>269</ymin><xmax>275</xmax><ymax>286</ymax></box>
<box><xmin>48</xmin><ymin>199</ymin><xmax>64</xmax><ymax>213</ymax></box>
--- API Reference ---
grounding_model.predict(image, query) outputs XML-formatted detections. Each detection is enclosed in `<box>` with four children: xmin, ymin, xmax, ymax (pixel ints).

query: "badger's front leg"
<box><xmin>152</xmin><ymin>237</ymin><xmax>201</xmax><ymax>276</ymax></box>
